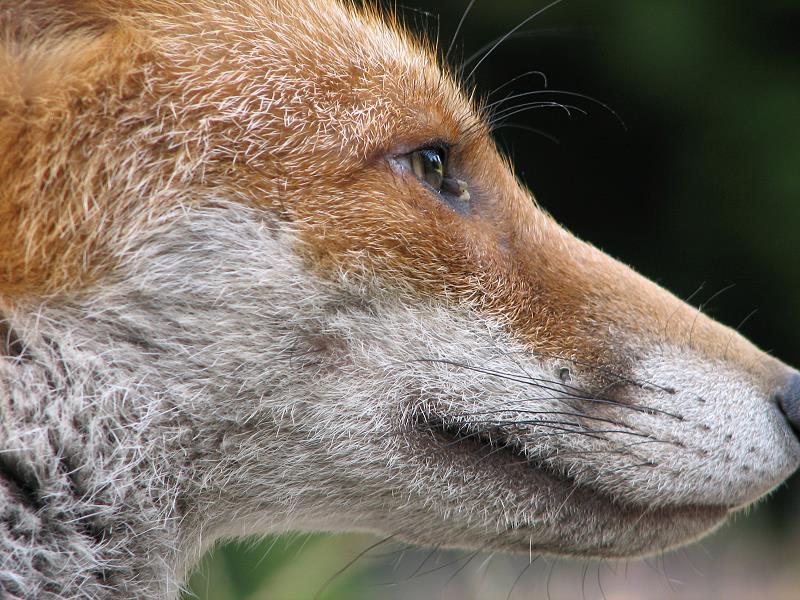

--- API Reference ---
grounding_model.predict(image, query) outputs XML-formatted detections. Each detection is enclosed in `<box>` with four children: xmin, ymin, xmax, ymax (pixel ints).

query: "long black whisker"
<box><xmin>543</xmin><ymin>448</ymin><xmax>632</xmax><ymax>458</ymax></box>
<box><xmin>496</xmin><ymin>350</ymin><xmax>683</xmax><ymax>408</ymax></box>
<box><xmin>424</xmin><ymin>420</ymin><xmax>613</xmax><ymax>448</ymax></box>
<box><xmin>442</xmin><ymin>547</ymin><xmax>483</xmax><ymax>590</ymax></box>
<box><xmin>369</xmin><ymin>542</ymin><xmax>417</xmax><ymax>559</ymax></box>
<box><xmin>411</xmin><ymin>359</ymin><xmax>683</xmax><ymax>419</ymax></box>
<box><xmin>407</xmin><ymin>544</ymin><xmax>440</xmax><ymax>579</ymax></box>
<box><xmin>410</xmin><ymin>358</ymin><xmax>589</xmax><ymax>397</ymax></box>
<box><xmin>314</xmin><ymin>534</ymin><xmax>396</xmax><ymax>599</ymax></box>
<box><xmin>507</xmin><ymin>556</ymin><xmax>538</xmax><ymax>600</ymax></box>
<box><xmin>504</xmin><ymin>348</ymin><xmax>677</xmax><ymax>395</ymax></box>
<box><xmin>445</xmin><ymin>423</ymin><xmax>664</xmax><ymax>448</ymax></box>
<box><xmin>380</xmin><ymin>535</ymin><xmax>501</xmax><ymax>582</ymax></box>
<box><xmin>418</xmin><ymin>415</ymin><xmax>673</xmax><ymax>456</ymax></box>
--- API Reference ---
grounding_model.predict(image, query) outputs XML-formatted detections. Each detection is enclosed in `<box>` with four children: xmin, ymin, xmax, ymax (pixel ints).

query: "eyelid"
<box><xmin>396</xmin><ymin>142</ymin><xmax>451</xmax><ymax>171</ymax></box>
<box><xmin>394</xmin><ymin>138</ymin><xmax>452</xmax><ymax>159</ymax></box>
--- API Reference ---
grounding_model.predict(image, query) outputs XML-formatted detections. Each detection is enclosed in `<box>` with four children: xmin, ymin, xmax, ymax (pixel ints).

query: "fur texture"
<box><xmin>0</xmin><ymin>1</ymin><xmax>798</xmax><ymax>599</ymax></box>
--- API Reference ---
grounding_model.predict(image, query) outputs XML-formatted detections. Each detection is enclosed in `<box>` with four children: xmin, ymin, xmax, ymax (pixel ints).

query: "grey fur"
<box><xmin>1</xmin><ymin>207</ymin><xmax>798</xmax><ymax>598</ymax></box>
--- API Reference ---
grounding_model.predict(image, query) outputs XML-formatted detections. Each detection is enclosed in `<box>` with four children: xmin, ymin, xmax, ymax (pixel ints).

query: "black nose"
<box><xmin>775</xmin><ymin>371</ymin><xmax>800</xmax><ymax>434</ymax></box>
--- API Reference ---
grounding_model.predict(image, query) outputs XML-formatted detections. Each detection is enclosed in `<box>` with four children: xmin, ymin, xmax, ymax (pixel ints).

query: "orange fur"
<box><xmin>0</xmin><ymin>0</ymin><xmax>777</xmax><ymax>381</ymax></box>
<box><xmin>0</xmin><ymin>3</ymin><xmax>151</xmax><ymax>296</ymax></box>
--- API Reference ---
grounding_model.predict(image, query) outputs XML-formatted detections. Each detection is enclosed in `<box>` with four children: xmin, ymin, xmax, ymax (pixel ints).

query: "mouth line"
<box><xmin>404</xmin><ymin>408</ymin><xmax>734</xmax><ymax>557</ymax></box>
<box><xmin>413</xmin><ymin>410</ymin><xmax>735</xmax><ymax>515</ymax></box>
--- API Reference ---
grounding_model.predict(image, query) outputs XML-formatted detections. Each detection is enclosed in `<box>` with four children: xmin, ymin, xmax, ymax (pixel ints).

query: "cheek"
<box><xmin>292</xmin><ymin>172</ymin><xmax>513</xmax><ymax>295</ymax></box>
<box><xmin>287</xmin><ymin>159</ymin><xmax>596</xmax><ymax>365</ymax></box>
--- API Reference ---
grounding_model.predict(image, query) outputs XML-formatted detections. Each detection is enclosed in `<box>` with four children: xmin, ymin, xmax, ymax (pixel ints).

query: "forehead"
<box><xmin>159</xmin><ymin>0</ymin><xmax>480</xmax><ymax>161</ymax></box>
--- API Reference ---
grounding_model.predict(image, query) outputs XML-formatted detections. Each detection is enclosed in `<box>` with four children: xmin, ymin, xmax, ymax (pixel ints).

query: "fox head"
<box><xmin>1</xmin><ymin>0</ymin><xmax>798</xmax><ymax>581</ymax></box>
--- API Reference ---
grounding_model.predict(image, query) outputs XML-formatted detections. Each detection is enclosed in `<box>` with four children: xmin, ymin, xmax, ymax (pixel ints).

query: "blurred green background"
<box><xmin>184</xmin><ymin>0</ymin><xmax>800</xmax><ymax>598</ymax></box>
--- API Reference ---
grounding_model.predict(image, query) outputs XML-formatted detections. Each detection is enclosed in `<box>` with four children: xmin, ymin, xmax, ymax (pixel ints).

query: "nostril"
<box><xmin>775</xmin><ymin>371</ymin><xmax>800</xmax><ymax>435</ymax></box>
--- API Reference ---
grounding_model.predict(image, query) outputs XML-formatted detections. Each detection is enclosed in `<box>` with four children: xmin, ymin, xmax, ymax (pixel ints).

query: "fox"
<box><xmin>0</xmin><ymin>0</ymin><xmax>799</xmax><ymax>598</ymax></box>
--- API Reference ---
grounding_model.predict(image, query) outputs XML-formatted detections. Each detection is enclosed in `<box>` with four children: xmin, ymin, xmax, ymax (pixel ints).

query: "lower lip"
<box><xmin>413</xmin><ymin>415</ymin><xmax>733</xmax><ymax>546</ymax></box>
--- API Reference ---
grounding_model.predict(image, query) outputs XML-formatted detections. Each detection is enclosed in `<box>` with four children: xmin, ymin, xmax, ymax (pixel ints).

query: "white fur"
<box><xmin>1</xmin><ymin>203</ymin><xmax>797</xmax><ymax>598</ymax></box>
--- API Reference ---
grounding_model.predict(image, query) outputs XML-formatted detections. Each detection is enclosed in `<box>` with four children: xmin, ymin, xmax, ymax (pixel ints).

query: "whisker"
<box><xmin>581</xmin><ymin>560</ymin><xmax>591</xmax><ymax>600</ymax></box>
<box><xmin>509</xmin><ymin>348</ymin><xmax>677</xmax><ymax>395</ymax></box>
<box><xmin>484</xmin><ymin>89</ymin><xmax>626</xmax><ymax>130</ymax></box>
<box><xmin>487</xmin><ymin>70</ymin><xmax>549</xmax><ymax>98</ymax></box>
<box><xmin>397</xmin><ymin>4</ymin><xmax>439</xmax><ymax>21</ymax></box>
<box><xmin>477</xmin><ymin>551</ymin><xmax>497</xmax><ymax>587</ymax></box>
<box><xmin>723</xmin><ymin>307</ymin><xmax>758</xmax><ymax>360</ymax></box>
<box><xmin>375</xmin><ymin>537</ymin><xmax>500</xmax><ymax>582</ymax></box>
<box><xmin>313</xmin><ymin>534</ymin><xmax>396</xmax><ymax>599</ymax></box>
<box><xmin>489</xmin><ymin>101</ymin><xmax>589</xmax><ymax>125</ymax></box>
<box><xmin>445</xmin><ymin>0</ymin><xmax>478</xmax><ymax>62</ymax></box>
<box><xmin>370</xmin><ymin>542</ymin><xmax>417</xmax><ymax>559</ymax></box>
<box><xmin>407</xmin><ymin>544</ymin><xmax>440</xmax><ymax>578</ymax></box>
<box><xmin>411</xmin><ymin>358</ymin><xmax>589</xmax><ymax>397</ymax></box>
<box><xmin>506</xmin><ymin>556</ymin><xmax>537</xmax><ymax>600</ymax></box>
<box><xmin>462</xmin><ymin>0</ymin><xmax>567</xmax><ymax>81</ymax></box>
<box><xmin>688</xmin><ymin>283</ymin><xmax>736</xmax><ymax>350</ymax></box>
<box><xmin>539</xmin><ymin>448</ymin><xmax>632</xmax><ymax>458</ymax></box>
<box><xmin>492</xmin><ymin>122</ymin><xmax>561</xmax><ymax>144</ymax></box>
<box><xmin>418</xmin><ymin>416</ymin><xmax>673</xmax><ymax>457</ymax></box>
<box><xmin>442</xmin><ymin>547</ymin><xmax>483</xmax><ymax>590</ymax></box>
<box><xmin>446</xmin><ymin>415</ymin><xmax>656</xmax><ymax>442</ymax></box>
<box><xmin>597</xmin><ymin>560</ymin><xmax>608</xmax><ymax>600</ymax></box>
<box><xmin>461</xmin><ymin>28</ymin><xmax>577</xmax><ymax>76</ymax></box>
<box><xmin>410</xmin><ymin>358</ymin><xmax>683</xmax><ymax>419</ymax></box>
<box><xmin>472</xmin><ymin>333</ymin><xmax>667</xmax><ymax>408</ymax></box>
<box><xmin>446</xmin><ymin>422</ymin><xmax>662</xmax><ymax>447</ymax></box>
<box><xmin>663</xmin><ymin>281</ymin><xmax>706</xmax><ymax>341</ymax></box>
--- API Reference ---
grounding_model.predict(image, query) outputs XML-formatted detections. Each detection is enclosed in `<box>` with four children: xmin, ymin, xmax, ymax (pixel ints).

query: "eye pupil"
<box><xmin>411</xmin><ymin>148</ymin><xmax>444</xmax><ymax>190</ymax></box>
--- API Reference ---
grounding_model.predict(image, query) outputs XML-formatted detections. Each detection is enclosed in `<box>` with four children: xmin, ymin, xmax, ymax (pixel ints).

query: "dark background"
<box><xmin>185</xmin><ymin>1</ymin><xmax>800</xmax><ymax>598</ymax></box>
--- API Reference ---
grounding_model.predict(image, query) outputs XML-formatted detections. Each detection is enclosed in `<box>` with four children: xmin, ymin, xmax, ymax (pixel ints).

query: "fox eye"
<box><xmin>410</xmin><ymin>148</ymin><xmax>445</xmax><ymax>190</ymax></box>
<box><xmin>406</xmin><ymin>147</ymin><xmax>470</xmax><ymax>202</ymax></box>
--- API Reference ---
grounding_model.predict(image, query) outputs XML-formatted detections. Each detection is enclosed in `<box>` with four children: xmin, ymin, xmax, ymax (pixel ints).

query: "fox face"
<box><xmin>0</xmin><ymin>0</ymin><xmax>798</xmax><ymax>590</ymax></box>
